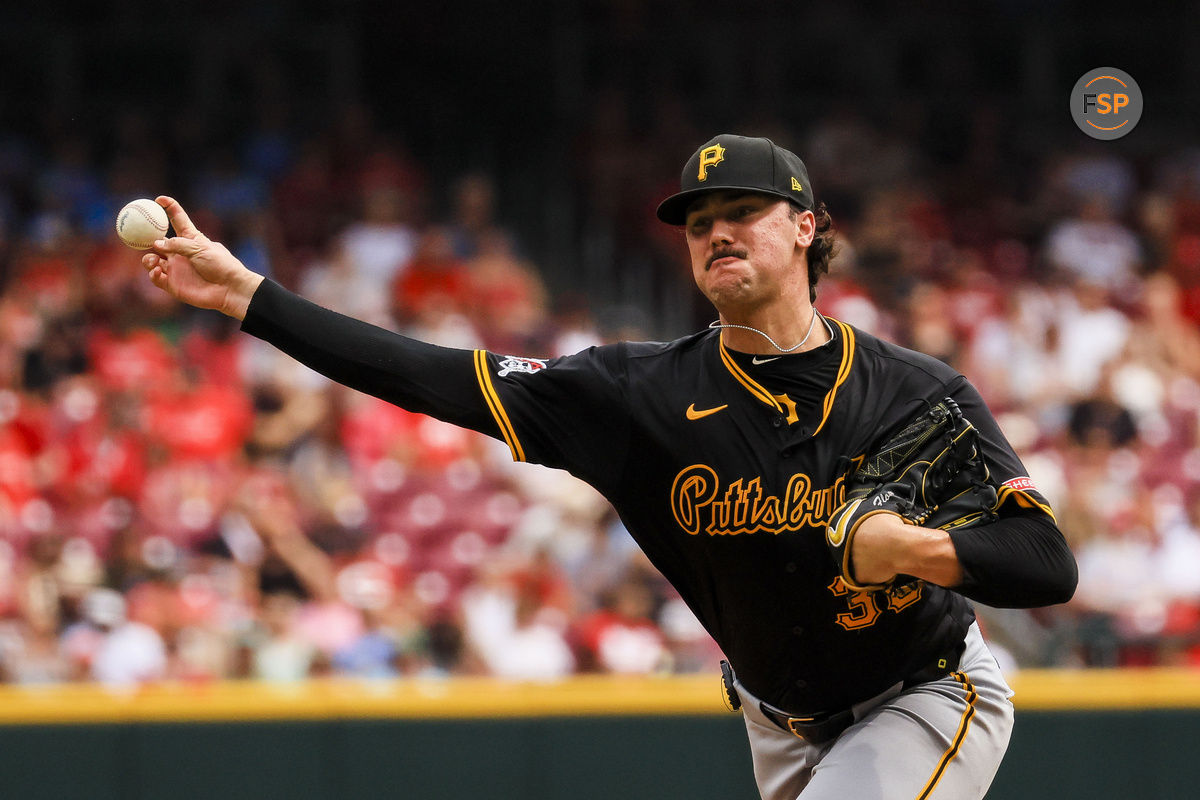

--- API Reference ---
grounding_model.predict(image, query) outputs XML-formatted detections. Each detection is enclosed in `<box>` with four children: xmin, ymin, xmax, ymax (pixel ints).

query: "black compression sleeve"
<box><xmin>949</xmin><ymin>514</ymin><xmax>1078</xmax><ymax>608</ymax></box>
<box><xmin>240</xmin><ymin>279</ymin><xmax>502</xmax><ymax>438</ymax></box>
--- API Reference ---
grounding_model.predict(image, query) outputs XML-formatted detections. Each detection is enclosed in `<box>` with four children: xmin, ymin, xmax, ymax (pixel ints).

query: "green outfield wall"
<box><xmin>0</xmin><ymin>671</ymin><xmax>1197</xmax><ymax>799</ymax></box>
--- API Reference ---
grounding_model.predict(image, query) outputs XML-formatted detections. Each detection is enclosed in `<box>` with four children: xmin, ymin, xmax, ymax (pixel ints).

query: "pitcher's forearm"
<box><xmin>851</xmin><ymin>516</ymin><xmax>963</xmax><ymax>587</ymax></box>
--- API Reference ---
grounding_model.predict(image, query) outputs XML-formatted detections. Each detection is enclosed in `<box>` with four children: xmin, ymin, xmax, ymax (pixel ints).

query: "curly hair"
<box><xmin>788</xmin><ymin>201</ymin><xmax>837</xmax><ymax>303</ymax></box>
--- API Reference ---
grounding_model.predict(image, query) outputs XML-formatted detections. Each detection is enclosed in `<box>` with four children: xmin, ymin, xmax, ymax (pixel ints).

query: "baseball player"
<box><xmin>140</xmin><ymin>133</ymin><xmax>1077</xmax><ymax>800</ymax></box>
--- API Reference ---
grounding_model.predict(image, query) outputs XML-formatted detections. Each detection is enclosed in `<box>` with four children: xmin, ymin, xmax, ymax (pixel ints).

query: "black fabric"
<box><xmin>950</xmin><ymin>514</ymin><xmax>1079</xmax><ymax>608</ymax></box>
<box><xmin>241</xmin><ymin>279</ymin><xmax>500</xmax><ymax>437</ymax></box>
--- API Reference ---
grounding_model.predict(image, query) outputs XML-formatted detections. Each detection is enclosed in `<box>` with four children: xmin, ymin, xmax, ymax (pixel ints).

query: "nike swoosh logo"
<box><xmin>686</xmin><ymin>403</ymin><xmax>728</xmax><ymax>421</ymax></box>
<box><xmin>751</xmin><ymin>356</ymin><xmax>780</xmax><ymax>364</ymax></box>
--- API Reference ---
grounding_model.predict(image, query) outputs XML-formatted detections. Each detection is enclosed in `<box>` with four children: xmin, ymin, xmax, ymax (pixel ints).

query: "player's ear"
<box><xmin>794</xmin><ymin>207</ymin><xmax>816</xmax><ymax>249</ymax></box>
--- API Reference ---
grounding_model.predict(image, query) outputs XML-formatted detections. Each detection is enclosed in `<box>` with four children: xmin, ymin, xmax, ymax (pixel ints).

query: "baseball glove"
<box><xmin>825</xmin><ymin>398</ymin><xmax>998</xmax><ymax>591</ymax></box>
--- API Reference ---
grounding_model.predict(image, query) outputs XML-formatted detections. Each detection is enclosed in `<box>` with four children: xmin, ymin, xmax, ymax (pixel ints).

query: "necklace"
<box><xmin>708</xmin><ymin>310</ymin><xmax>831</xmax><ymax>354</ymax></box>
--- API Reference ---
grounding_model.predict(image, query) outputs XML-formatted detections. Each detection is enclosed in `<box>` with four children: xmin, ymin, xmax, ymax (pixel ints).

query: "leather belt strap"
<box><xmin>757</xmin><ymin>704</ymin><xmax>855</xmax><ymax>745</ymax></box>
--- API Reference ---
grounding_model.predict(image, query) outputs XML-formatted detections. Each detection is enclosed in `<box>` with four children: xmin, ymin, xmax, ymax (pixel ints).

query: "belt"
<box><xmin>757</xmin><ymin>704</ymin><xmax>855</xmax><ymax>745</ymax></box>
<box><xmin>724</xmin><ymin>640</ymin><xmax>965</xmax><ymax>746</ymax></box>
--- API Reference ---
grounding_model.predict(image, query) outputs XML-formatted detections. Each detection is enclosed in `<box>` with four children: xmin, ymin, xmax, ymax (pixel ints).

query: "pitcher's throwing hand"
<box><xmin>140</xmin><ymin>196</ymin><xmax>263</xmax><ymax>320</ymax></box>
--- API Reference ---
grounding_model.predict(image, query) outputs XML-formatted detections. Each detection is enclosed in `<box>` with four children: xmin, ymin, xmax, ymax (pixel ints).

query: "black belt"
<box><xmin>725</xmin><ymin>641</ymin><xmax>965</xmax><ymax>746</ymax></box>
<box><xmin>757</xmin><ymin>704</ymin><xmax>856</xmax><ymax>745</ymax></box>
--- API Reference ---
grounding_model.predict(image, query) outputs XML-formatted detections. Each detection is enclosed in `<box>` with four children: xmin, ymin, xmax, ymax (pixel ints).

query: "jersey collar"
<box><xmin>715</xmin><ymin>317</ymin><xmax>856</xmax><ymax>435</ymax></box>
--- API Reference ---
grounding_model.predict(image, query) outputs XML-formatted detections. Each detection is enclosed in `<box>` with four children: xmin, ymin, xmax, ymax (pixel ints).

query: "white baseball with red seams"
<box><xmin>115</xmin><ymin>199</ymin><xmax>169</xmax><ymax>249</ymax></box>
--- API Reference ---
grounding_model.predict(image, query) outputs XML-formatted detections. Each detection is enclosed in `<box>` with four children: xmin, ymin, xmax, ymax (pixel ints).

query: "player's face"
<box><xmin>683</xmin><ymin>191</ymin><xmax>814</xmax><ymax>316</ymax></box>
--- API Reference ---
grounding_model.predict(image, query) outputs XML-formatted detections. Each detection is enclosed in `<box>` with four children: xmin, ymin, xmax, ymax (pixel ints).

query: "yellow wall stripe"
<box><xmin>0</xmin><ymin>670</ymin><xmax>1199</xmax><ymax>726</ymax></box>
<box><xmin>717</xmin><ymin>337</ymin><xmax>782</xmax><ymax>412</ymax></box>
<box><xmin>0</xmin><ymin>675</ymin><xmax>724</xmax><ymax>726</ymax></box>
<box><xmin>473</xmin><ymin>349</ymin><xmax>525</xmax><ymax>462</ymax></box>
<box><xmin>1006</xmin><ymin>668</ymin><xmax>1200</xmax><ymax>709</ymax></box>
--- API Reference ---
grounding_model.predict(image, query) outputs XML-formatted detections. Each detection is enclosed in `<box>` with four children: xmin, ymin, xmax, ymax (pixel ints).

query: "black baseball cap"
<box><xmin>656</xmin><ymin>134</ymin><xmax>815</xmax><ymax>225</ymax></box>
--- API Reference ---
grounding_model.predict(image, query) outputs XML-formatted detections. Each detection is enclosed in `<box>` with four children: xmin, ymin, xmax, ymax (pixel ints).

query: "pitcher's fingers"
<box><xmin>155</xmin><ymin>196</ymin><xmax>200</xmax><ymax>238</ymax></box>
<box><xmin>141</xmin><ymin>252</ymin><xmax>168</xmax><ymax>272</ymax></box>
<box><xmin>149</xmin><ymin>235</ymin><xmax>202</xmax><ymax>259</ymax></box>
<box><xmin>148</xmin><ymin>265</ymin><xmax>169</xmax><ymax>289</ymax></box>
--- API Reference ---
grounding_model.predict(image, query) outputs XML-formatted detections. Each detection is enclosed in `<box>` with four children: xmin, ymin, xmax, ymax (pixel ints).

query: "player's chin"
<box><xmin>700</xmin><ymin>273</ymin><xmax>753</xmax><ymax>304</ymax></box>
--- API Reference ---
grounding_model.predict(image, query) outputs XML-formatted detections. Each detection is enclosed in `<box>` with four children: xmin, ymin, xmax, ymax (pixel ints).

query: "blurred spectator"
<box><xmin>1052</xmin><ymin>279</ymin><xmax>1132</xmax><ymax>399</ymax></box>
<box><xmin>966</xmin><ymin>285</ymin><xmax>1063</xmax><ymax>411</ymax></box>
<box><xmin>273</xmin><ymin>143</ymin><xmax>346</xmax><ymax>257</ymax></box>
<box><xmin>1135</xmin><ymin>272</ymin><xmax>1200</xmax><ymax>380</ymax></box>
<box><xmin>467</xmin><ymin>231</ymin><xmax>549</xmax><ymax>353</ymax></box>
<box><xmin>462</xmin><ymin>558</ymin><xmax>575</xmax><ymax>680</ymax></box>
<box><xmin>86</xmin><ymin>587</ymin><xmax>168</xmax><ymax>687</ymax></box>
<box><xmin>240</xmin><ymin>472</ymin><xmax>362</xmax><ymax>677</ymax></box>
<box><xmin>248</xmin><ymin>589</ymin><xmax>318</xmax><ymax>682</ymax></box>
<box><xmin>392</xmin><ymin>228</ymin><xmax>472</xmax><ymax>325</ymax></box>
<box><xmin>447</xmin><ymin>173</ymin><xmax>505</xmax><ymax>260</ymax></box>
<box><xmin>574</xmin><ymin>573</ymin><xmax>669</xmax><ymax>674</ymax></box>
<box><xmin>339</xmin><ymin>186</ymin><xmax>419</xmax><ymax>297</ymax></box>
<box><xmin>1067</xmin><ymin>377</ymin><xmax>1138</xmax><ymax>451</ymax></box>
<box><xmin>298</xmin><ymin>241</ymin><xmax>389</xmax><ymax>323</ymax></box>
<box><xmin>1045</xmin><ymin>196</ymin><xmax>1142</xmax><ymax>293</ymax></box>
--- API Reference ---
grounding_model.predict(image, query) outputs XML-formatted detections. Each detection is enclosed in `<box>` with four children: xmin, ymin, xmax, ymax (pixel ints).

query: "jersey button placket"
<box><xmin>777</xmin><ymin>419</ymin><xmax>811</xmax><ymax>461</ymax></box>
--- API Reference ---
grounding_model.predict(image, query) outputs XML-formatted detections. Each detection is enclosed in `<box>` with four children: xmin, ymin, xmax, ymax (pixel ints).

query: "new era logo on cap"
<box><xmin>656</xmin><ymin>134</ymin><xmax>814</xmax><ymax>224</ymax></box>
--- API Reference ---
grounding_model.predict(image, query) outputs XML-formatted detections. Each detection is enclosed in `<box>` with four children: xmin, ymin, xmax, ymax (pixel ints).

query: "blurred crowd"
<box><xmin>3</xmin><ymin>96</ymin><xmax>1200</xmax><ymax>688</ymax></box>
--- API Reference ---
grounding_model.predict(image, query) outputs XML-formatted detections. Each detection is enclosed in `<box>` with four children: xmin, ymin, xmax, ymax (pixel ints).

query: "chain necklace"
<box><xmin>708</xmin><ymin>309</ymin><xmax>831</xmax><ymax>353</ymax></box>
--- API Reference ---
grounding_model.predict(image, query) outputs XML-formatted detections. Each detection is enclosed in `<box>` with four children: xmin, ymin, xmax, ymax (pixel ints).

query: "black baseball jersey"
<box><xmin>242</xmin><ymin>280</ymin><xmax>1076</xmax><ymax>714</ymax></box>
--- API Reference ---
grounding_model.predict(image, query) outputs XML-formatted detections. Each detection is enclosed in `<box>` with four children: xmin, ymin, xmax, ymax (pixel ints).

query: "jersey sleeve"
<box><xmin>472</xmin><ymin>346</ymin><xmax>631</xmax><ymax>490</ymax></box>
<box><xmin>943</xmin><ymin>377</ymin><xmax>1079</xmax><ymax>608</ymax></box>
<box><xmin>240</xmin><ymin>279</ymin><xmax>503</xmax><ymax>437</ymax></box>
<box><xmin>241</xmin><ymin>280</ymin><xmax>632</xmax><ymax>491</ymax></box>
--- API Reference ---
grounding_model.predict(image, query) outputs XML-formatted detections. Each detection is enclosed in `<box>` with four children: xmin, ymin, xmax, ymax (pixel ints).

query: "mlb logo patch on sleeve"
<box><xmin>498</xmin><ymin>356</ymin><xmax>548</xmax><ymax>377</ymax></box>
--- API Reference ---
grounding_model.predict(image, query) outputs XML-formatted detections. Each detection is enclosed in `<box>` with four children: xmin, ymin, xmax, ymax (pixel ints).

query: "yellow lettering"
<box><xmin>671</xmin><ymin>464</ymin><xmax>719</xmax><ymax>535</ymax></box>
<box><xmin>711</xmin><ymin>482</ymin><xmax>734</xmax><ymax>533</ymax></box>
<box><xmin>751</xmin><ymin>494</ymin><xmax>782</xmax><ymax>529</ymax></box>
<box><xmin>669</xmin><ymin>465</ymin><xmax>851</xmax><ymax>538</ymax></box>
<box><xmin>808</xmin><ymin>484</ymin><xmax>830</xmax><ymax>524</ymax></box>
<box><xmin>697</xmin><ymin>144</ymin><xmax>725</xmax><ymax>181</ymax></box>
<box><xmin>887</xmin><ymin>581</ymin><xmax>924</xmax><ymax>612</ymax></box>
<box><xmin>828</xmin><ymin>577</ymin><xmax>881</xmax><ymax>631</ymax></box>
<box><xmin>785</xmin><ymin>472</ymin><xmax>812</xmax><ymax>527</ymax></box>
<box><xmin>720</xmin><ymin>478</ymin><xmax>745</xmax><ymax>532</ymax></box>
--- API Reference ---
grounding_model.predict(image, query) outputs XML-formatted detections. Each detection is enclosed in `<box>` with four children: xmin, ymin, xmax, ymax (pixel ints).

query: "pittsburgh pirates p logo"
<box><xmin>697</xmin><ymin>144</ymin><xmax>725</xmax><ymax>181</ymax></box>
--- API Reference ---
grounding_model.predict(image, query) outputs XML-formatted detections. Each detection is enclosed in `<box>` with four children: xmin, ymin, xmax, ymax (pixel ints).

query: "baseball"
<box><xmin>115</xmin><ymin>199</ymin><xmax>169</xmax><ymax>250</ymax></box>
